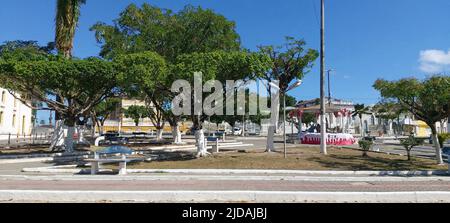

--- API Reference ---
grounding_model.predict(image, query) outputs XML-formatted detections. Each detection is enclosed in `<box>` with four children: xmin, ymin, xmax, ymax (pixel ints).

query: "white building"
<box><xmin>0</xmin><ymin>88</ymin><xmax>33</xmax><ymax>139</ymax></box>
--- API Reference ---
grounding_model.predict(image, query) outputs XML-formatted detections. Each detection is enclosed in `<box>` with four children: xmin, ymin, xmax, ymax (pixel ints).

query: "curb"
<box><xmin>0</xmin><ymin>152</ymin><xmax>92</xmax><ymax>164</ymax></box>
<box><xmin>1</xmin><ymin>190</ymin><xmax>450</xmax><ymax>203</ymax></box>
<box><xmin>0</xmin><ymin>157</ymin><xmax>54</xmax><ymax>164</ymax></box>
<box><xmin>129</xmin><ymin>169</ymin><xmax>449</xmax><ymax>176</ymax></box>
<box><xmin>21</xmin><ymin>167</ymin><xmax>449</xmax><ymax>176</ymax></box>
<box><xmin>4</xmin><ymin>174</ymin><xmax>450</xmax><ymax>182</ymax></box>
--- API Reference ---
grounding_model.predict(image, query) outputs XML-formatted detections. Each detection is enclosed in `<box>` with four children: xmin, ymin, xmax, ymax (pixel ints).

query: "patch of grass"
<box><xmin>127</xmin><ymin>147</ymin><xmax>446</xmax><ymax>171</ymax></box>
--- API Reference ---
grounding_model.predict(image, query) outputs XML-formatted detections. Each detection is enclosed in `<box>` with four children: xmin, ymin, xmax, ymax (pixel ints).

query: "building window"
<box><xmin>1</xmin><ymin>91</ymin><xmax>5</xmax><ymax>104</ymax></box>
<box><xmin>12</xmin><ymin>114</ymin><xmax>16</xmax><ymax>127</ymax></box>
<box><xmin>22</xmin><ymin>115</ymin><xmax>26</xmax><ymax>135</ymax></box>
<box><xmin>0</xmin><ymin>111</ymin><xmax>3</xmax><ymax>125</ymax></box>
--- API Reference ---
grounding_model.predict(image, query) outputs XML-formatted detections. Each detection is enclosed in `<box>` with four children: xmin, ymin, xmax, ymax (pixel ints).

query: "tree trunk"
<box><xmin>298</xmin><ymin>115</ymin><xmax>303</xmax><ymax>144</ymax></box>
<box><xmin>192</xmin><ymin>115</ymin><xmax>209</xmax><ymax>157</ymax></box>
<box><xmin>171</xmin><ymin>125</ymin><xmax>183</xmax><ymax>144</ymax></box>
<box><xmin>274</xmin><ymin>101</ymin><xmax>280</xmax><ymax>133</ymax></box>
<box><xmin>90</xmin><ymin>115</ymin><xmax>96</xmax><ymax>137</ymax></box>
<box><xmin>65</xmin><ymin>125</ymin><xmax>75</xmax><ymax>153</ymax></box>
<box><xmin>195</xmin><ymin>129</ymin><xmax>209</xmax><ymax>157</ymax></box>
<box><xmin>77</xmin><ymin>125</ymin><xmax>84</xmax><ymax>143</ymax></box>
<box><xmin>407</xmin><ymin>149</ymin><xmax>411</xmax><ymax>161</ymax></box>
<box><xmin>395</xmin><ymin>116</ymin><xmax>400</xmax><ymax>138</ymax></box>
<box><xmin>156</xmin><ymin>128</ymin><xmax>163</xmax><ymax>141</ymax></box>
<box><xmin>266</xmin><ymin>89</ymin><xmax>280</xmax><ymax>152</ymax></box>
<box><xmin>359</xmin><ymin>115</ymin><xmax>364</xmax><ymax>137</ymax></box>
<box><xmin>266</xmin><ymin>126</ymin><xmax>276</xmax><ymax>152</ymax></box>
<box><xmin>430</xmin><ymin>124</ymin><xmax>444</xmax><ymax>164</ymax></box>
<box><xmin>100</xmin><ymin>125</ymin><xmax>104</xmax><ymax>135</ymax></box>
<box><xmin>50</xmin><ymin>120</ymin><xmax>65</xmax><ymax>151</ymax></box>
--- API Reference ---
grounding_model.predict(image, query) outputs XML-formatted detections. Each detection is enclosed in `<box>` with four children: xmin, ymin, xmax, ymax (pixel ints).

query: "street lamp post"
<box><xmin>270</xmin><ymin>80</ymin><xmax>302</xmax><ymax>158</ymax></box>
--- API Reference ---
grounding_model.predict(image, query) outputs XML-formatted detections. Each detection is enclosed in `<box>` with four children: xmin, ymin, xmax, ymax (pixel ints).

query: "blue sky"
<box><xmin>1</xmin><ymin>0</ymin><xmax>450</xmax><ymax>123</ymax></box>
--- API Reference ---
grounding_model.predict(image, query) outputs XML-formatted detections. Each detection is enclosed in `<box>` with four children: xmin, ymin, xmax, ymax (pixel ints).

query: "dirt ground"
<box><xmin>127</xmin><ymin>146</ymin><xmax>447</xmax><ymax>171</ymax></box>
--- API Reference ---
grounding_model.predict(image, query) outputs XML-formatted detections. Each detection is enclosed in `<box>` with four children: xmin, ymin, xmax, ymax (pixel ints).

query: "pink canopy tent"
<box><xmin>289</xmin><ymin>98</ymin><xmax>356</xmax><ymax>145</ymax></box>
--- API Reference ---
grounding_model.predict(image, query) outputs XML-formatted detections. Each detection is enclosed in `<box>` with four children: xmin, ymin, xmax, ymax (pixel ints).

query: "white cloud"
<box><xmin>419</xmin><ymin>49</ymin><xmax>450</xmax><ymax>73</ymax></box>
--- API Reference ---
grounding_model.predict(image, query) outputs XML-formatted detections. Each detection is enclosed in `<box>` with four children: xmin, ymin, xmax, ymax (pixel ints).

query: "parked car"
<box><xmin>214</xmin><ymin>130</ymin><xmax>225</xmax><ymax>136</ymax></box>
<box><xmin>233</xmin><ymin>127</ymin><xmax>242</xmax><ymax>135</ymax></box>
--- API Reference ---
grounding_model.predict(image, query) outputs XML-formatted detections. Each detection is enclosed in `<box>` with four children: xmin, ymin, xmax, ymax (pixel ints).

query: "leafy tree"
<box><xmin>145</xmin><ymin>97</ymin><xmax>166</xmax><ymax>141</ymax></box>
<box><xmin>92</xmin><ymin>97</ymin><xmax>121</xmax><ymax>135</ymax></box>
<box><xmin>124</xmin><ymin>105</ymin><xmax>148</xmax><ymax>127</ymax></box>
<box><xmin>374</xmin><ymin>76</ymin><xmax>450</xmax><ymax>164</ymax></box>
<box><xmin>53</xmin><ymin>0</ymin><xmax>86</xmax><ymax>150</ymax></box>
<box><xmin>302</xmin><ymin>113</ymin><xmax>316</xmax><ymax>127</ymax></box>
<box><xmin>0</xmin><ymin>41</ymin><xmax>54</xmax><ymax>131</ymax></box>
<box><xmin>280</xmin><ymin>94</ymin><xmax>297</xmax><ymax>111</ymax></box>
<box><xmin>258</xmin><ymin>37</ymin><xmax>318</xmax><ymax>93</ymax></box>
<box><xmin>373</xmin><ymin>99</ymin><xmax>407</xmax><ymax>136</ymax></box>
<box><xmin>209</xmin><ymin>89</ymin><xmax>270</xmax><ymax>132</ymax></box>
<box><xmin>114</xmin><ymin>51</ymin><xmax>171</xmax><ymax>140</ymax></box>
<box><xmin>91</xmin><ymin>3</ymin><xmax>246</xmax><ymax>146</ymax></box>
<box><xmin>438</xmin><ymin>133</ymin><xmax>450</xmax><ymax>148</ymax></box>
<box><xmin>258</xmin><ymin>37</ymin><xmax>319</xmax><ymax>152</ymax></box>
<box><xmin>91</xmin><ymin>3</ymin><xmax>240</xmax><ymax>61</ymax></box>
<box><xmin>352</xmin><ymin>104</ymin><xmax>372</xmax><ymax>137</ymax></box>
<box><xmin>0</xmin><ymin>57</ymin><xmax>118</xmax><ymax>152</ymax></box>
<box><xmin>400</xmin><ymin>136</ymin><xmax>424</xmax><ymax>161</ymax></box>
<box><xmin>171</xmin><ymin>51</ymin><xmax>271</xmax><ymax>156</ymax></box>
<box><xmin>0</xmin><ymin>41</ymin><xmax>54</xmax><ymax>61</ymax></box>
<box><xmin>358</xmin><ymin>139</ymin><xmax>373</xmax><ymax>157</ymax></box>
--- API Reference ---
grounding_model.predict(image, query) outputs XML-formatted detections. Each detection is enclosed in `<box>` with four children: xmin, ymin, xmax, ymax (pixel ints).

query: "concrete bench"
<box><xmin>207</xmin><ymin>138</ymin><xmax>253</xmax><ymax>153</ymax></box>
<box><xmin>85</xmin><ymin>155</ymin><xmax>133</xmax><ymax>175</ymax></box>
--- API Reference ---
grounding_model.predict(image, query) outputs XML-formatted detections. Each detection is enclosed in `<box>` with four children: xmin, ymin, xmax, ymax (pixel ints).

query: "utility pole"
<box><xmin>327</xmin><ymin>69</ymin><xmax>332</xmax><ymax>106</ymax></box>
<box><xmin>320</xmin><ymin>0</ymin><xmax>328</xmax><ymax>155</ymax></box>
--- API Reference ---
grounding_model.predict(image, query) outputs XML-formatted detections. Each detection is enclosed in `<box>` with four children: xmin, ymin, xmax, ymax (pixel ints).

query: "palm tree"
<box><xmin>50</xmin><ymin>0</ymin><xmax>86</xmax><ymax>152</ymax></box>
<box><xmin>352</xmin><ymin>104</ymin><xmax>372</xmax><ymax>137</ymax></box>
<box><xmin>55</xmin><ymin>0</ymin><xmax>86</xmax><ymax>58</ymax></box>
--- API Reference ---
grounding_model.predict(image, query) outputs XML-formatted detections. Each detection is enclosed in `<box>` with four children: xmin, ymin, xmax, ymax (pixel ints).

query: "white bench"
<box><xmin>85</xmin><ymin>155</ymin><xmax>133</xmax><ymax>175</ymax></box>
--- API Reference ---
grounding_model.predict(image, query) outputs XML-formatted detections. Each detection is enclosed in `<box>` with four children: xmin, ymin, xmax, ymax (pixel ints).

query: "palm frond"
<box><xmin>55</xmin><ymin>0</ymin><xmax>86</xmax><ymax>58</ymax></box>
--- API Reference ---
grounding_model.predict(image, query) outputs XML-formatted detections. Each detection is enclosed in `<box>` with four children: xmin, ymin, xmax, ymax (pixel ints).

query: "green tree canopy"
<box><xmin>374</xmin><ymin>77</ymin><xmax>450</xmax><ymax>126</ymax></box>
<box><xmin>114</xmin><ymin>51</ymin><xmax>168</xmax><ymax>93</ymax></box>
<box><xmin>0</xmin><ymin>57</ymin><xmax>118</xmax><ymax>126</ymax></box>
<box><xmin>124</xmin><ymin>105</ymin><xmax>148</xmax><ymax>126</ymax></box>
<box><xmin>0</xmin><ymin>40</ymin><xmax>54</xmax><ymax>62</ymax></box>
<box><xmin>92</xmin><ymin>97</ymin><xmax>121</xmax><ymax>129</ymax></box>
<box><xmin>258</xmin><ymin>37</ymin><xmax>319</xmax><ymax>93</ymax></box>
<box><xmin>172</xmin><ymin>51</ymin><xmax>270</xmax><ymax>84</ymax></box>
<box><xmin>91</xmin><ymin>3</ymin><xmax>240</xmax><ymax>61</ymax></box>
<box><xmin>373</xmin><ymin>76</ymin><xmax>450</xmax><ymax>164</ymax></box>
<box><xmin>372</xmin><ymin>99</ymin><xmax>406</xmax><ymax>121</ymax></box>
<box><xmin>90</xmin><ymin>3</ymin><xmax>271</xmax><ymax>155</ymax></box>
